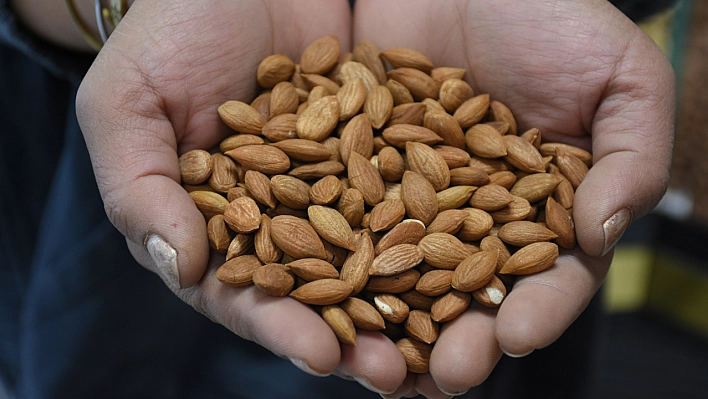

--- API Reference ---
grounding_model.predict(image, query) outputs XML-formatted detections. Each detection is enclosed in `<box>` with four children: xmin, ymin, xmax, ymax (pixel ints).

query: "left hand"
<box><xmin>353</xmin><ymin>0</ymin><xmax>675</xmax><ymax>397</ymax></box>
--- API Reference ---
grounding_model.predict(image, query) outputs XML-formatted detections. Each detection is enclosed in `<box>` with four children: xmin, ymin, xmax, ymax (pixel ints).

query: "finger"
<box><xmin>494</xmin><ymin>248</ymin><xmax>611</xmax><ymax>356</ymax></box>
<box><xmin>78</xmin><ymin>0</ymin><xmax>352</xmax><ymax>289</ymax></box>
<box><xmin>380</xmin><ymin>373</ymin><xmax>417</xmax><ymax>399</ymax></box>
<box><xmin>428</xmin><ymin>304</ymin><xmax>502</xmax><ymax>395</ymax></box>
<box><xmin>335</xmin><ymin>330</ymin><xmax>408</xmax><ymax>394</ymax></box>
<box><xmin>575</xmin><ymin>28</ymin><xmax>675</xmax><ymax>256</ymax></box>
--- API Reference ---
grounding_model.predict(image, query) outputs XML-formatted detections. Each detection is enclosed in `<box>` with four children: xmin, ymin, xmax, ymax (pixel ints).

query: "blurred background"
<box><xmin>592</xmin><ymin>0</ymin><xmax>708</xmax><ymax>397</ymax></box>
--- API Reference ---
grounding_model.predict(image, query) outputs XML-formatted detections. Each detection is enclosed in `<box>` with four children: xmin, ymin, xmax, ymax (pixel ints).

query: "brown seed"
<box><xmin>439</xmin><ymin>78</ymin><xmax>474</xmax><ymax>112</ymax></box>
<box><xmin>339</xmin><ymin>113</ymin><xmax>374</xmax><ymax>166</ymax></box>
<box><xmin>252</xmin><ymin>263</ymin><xmax>294</xmax><ymax>297</ymax></box>
<box><xmin>382</xmin><ymin>124</ymin><xmax>443</xmax><ymax>148</ymax></box>
<box><xmin>352</xmin><ymin>40</ymin><xmax>387</xmax><ymax>85</ymax></box>
<box><xmin>540</xmin><ymin>142</ymin><xmax>593</xmax><ymax>166</ymax></box>
<box><xmin>251</xmin><ymin>92</ymin><xmax>271</xmax><ymax>122</ymax></box>
<box><xmin>497</xmin><ymin>221</ymin><xmax>558</xmax><ymax>247</ymax></box>
<box><xmin>465</xmin><ymin>123</ymin><xmax>508</xmax><ymax>159</ymax></box>
<box><xmin>374</xmin><ymin>294</ymin><xmax>410</xmax><ymax>323</ymax></box>
<box><xmin>418</xmin><ymin>233</ymin><xmax>471</xmax><ymax>270</ymax></box>
<box><xmin>377</xmin><ymin>146</ymin><xmax>406</xmax><ymax>182</ymax></box>
<box><xmin>289</xmin><ymin>278</ymin><xmax>353</xmax><ymax>305</ymax></box>
<box><xmin>405</xmin><ymin>310</ymin><xmax>439</xmax><ymax>344</ymax></box>
<box><xmin>370</xmin><ymin>244</ymin><xmax>425</xmax><ymax>276</ymax></box>
<box><xmin>375</xmin><ymin>219</ymin><xmax>427</xmax><ymax>255</ymax></box>
<box><xmin>437</xmin><ymin>185</ymin><xmax>477</xmax><ymax>212</ymax></box>
<box><xmin>300</xmin><ymin>35</ymin><xmax>340</xmax><ymax>75</ymax></box>
<box><xmin>364</xmin><ymin>85</ymin><xmax>394</xmax><ymax>129</ymax></box>
<box><xmin>451</xmin><ymin>250</ymin><xmax>498</xmax><ymax>292</ymax></box>
<box><xmin>473</xmin><ymin>275</ymin><xmax>507</xmax><ymax>308</ymax></box>
<box><xmin>489</xmin><ymin>196</ymin><xmax>532</xmax><ymax>223</ymax></box>
<box><xmin>500</xmin><ymin>242</ymin><xmax>559</xmax><ymax>275</ymax></box>
<box><xmin>485</xmin><ymin>121</ymin><xmax>511</xmax><ymax>135</ymax></box>
<box><xmin>338</xmin><ymin>188</ymin><xmax>365</xmax><ymax>227</ymax></box>
<box><xmin>270</xmin><ymin>81</ymin><xmax>299</xmax><ymax>117</ymax></box>
<box><xmin>416</xmin><ymin>269</ymin><xmax>454</xmax><ymax>297</ymax></box>
<box><xmin>386</xmin><ymin>102</ymin><xmax>426</xmax><ymax>127</ymax></box>
<box><xmin>366</xmin><ymin>269</ymin><xmax>421</xmax><ymax>293</ymax></box>
<box><xmin>225</xmin><ymin>145</ymin><xmax>290</xmax><ymax>175</ymax></box>
<box><xmin>545</xmin><ymin>197</ymin><xmax>577</xmax><ymax>249</ymax></box>
<box><xmin>288</xmin><ymin>160</ymin><xmax>345</xmax><ymax>180</ymax></box>
<box><xmin>340</xmin><ymin>297</ymin><xmax>386</xmax><ymax>330</ymax></box>
<box><xmin>179</xmin><ymin>149</ymin><xmax>213</xmax><ymax>185</ymax></box>
<box><xmin>555</xmin><ymin>148</ymin><xmax>589</xmax><ymax>189</ymax></box>
<box><xmin>480</xmin><ymin>235</ymin><xmax>511</xmax><ymax>272</ymax></box>
<box><xmin>433</xmin><ymin>145</ymin><xmax>471</xmax><ymax>169</ymax></box>
<box><xmin>347</xmin><ymin>151</ymin><xmax>385</xmax><ymax>206</ymax></box>
<box><xmin>208</xmin><ymin>153</ymin><xmax>239</xmax><ymax>193</ymax></box>
<box><xmin>430</xmin><ymin>67</ymin><xmax>466</xmax><ymax>85</ymax></box>
<box><xmin>503</xmin><ymin>135</ymin><xmax>546</xmax><ymax>173</ymax></box>
<box><xmin>520</xmin><ymin>127</ymin><xmax>542</xmax><ymax>149</ymax></box>
<box><xmin>470</xmin><ymin>184</ymin><xmax>515</xmax><ymax>211</ymax></box>
<box><xmin>468</xmin><ymin>156</ymin><xmax>513</xmax><ymax>175</ymax></box>
<box><xmin>257</xmin><ymin>54</ymin><xmax>296</xmax><ymax>89</ymax></box>
<box><xmin>339</xmin><ymin>231</ymin><xmax>375</xmax><ymax>295</ymax></box>
<box><xmin>244</xmin><ymin>170</ymin><xmax>277</xmax><ymax>209</ymax></box>
<box><xmin>219</xmin><ymin>134</ymin><xmax>265</xmax><ymax>153</ymax></box>
<box><xmin>386</xmin><ymin>79</ymin><xmax>415</xmax><ymax>105</ymax></box>
<box><xmin>489</xmin><ymin>100</ymin><xmax>517</xmax><ymax>135</ymax></box>
<box><xmin>337</xmin><ymin>78</ymin><xmax>367</xmax><ymax>121</ymax></box>
<box><xmin>254</xmin><ymin>214</ymin><xmax>283</xmax><ymax>264</ymax></box>
<box><xmin>301</xmin><ymin>74</ymin><xmax>340</xmax><ymax>95</ymax></box>
<box><xmin>369</xmin><ymin>199</ymin><xmax>406</xmax><ymax>232</ymax></box>
<box><xmin>426</xmin><ymin>209</ymin><xmax>469</xmax><ymax>235</ymax></box>
<box><xmin>226</xmin><ymin>233</ymin><xmax>254</xmax><ymax>261</ymax></box>
<box><xmin>215</xmin><ymin>255</ymin><xmax>262</xmax><ymax>287</ymax></box>
<box><xmin>453</xmin><ymin>94</ymin><xmax>490</xmax><ymax>129</ymax></box>
<box><xmin>308</xmin><ymin>85</ymin><xmax>329</xmax><ymax>104</ymax></box>
<box><xmin>510</xmin><ymin>173</ymin><xmax>563</xmax><ymax>204</ymax></box>
<box><xmin>224</xmin><ymin>196</ymin><xmax>261</xmax><ymax>233</ymax></box>
<box><xmin>207</xmin><ymin>215</ymin><xmax>233</xmax><ymax>254</ymax></box>
<box><xmin>218</xmin><ymin>100</ymin><xmax>266</xmax><ymax>134</ymax></box>
<box><xmin>270</xmin><ymin>215</ymin><xmax>327</xmax><ymax>259</ymax></box>
<box><xmin>287</xmin><ymin>258</ymin><xmax>340</xmax><ymax>281</ymax></box>
<box><xmin>406</xmin><ymin>142</ymin><xmax>451</xmax><ymax>192</ymax></box>
<box><xmin>189</xmin><ymin>191</ymin><xmax>229</xmax><ymax>220</ymax></box>
<box><xmin>296</xmin><ymin>95</ymin><xmax>340</xmax><ymax>142</ymax></box>
<box><xmin>401</xmin><ymin>171</ymin><xmax>439</xmax><ymax>226</ymax></box>
<box><xmin>396</xmin><ymin>338</ymin><xmax>432</xmax><ymax>373</ymax></box>
<box><xmin>270</xmin><ymin>139</ymin><xmax>332</xmax><ymax>163</ymax></box>
<box><xmin>449</xmin><ymin>166</ymin><xmax>490</xmax><ymax>186</ymax></box>
<box><xmin>322</xmin><ymin>305</ymin><xmax>357</xmax><ymax>345</ymax></box>
<box><xmin>456</xmin><ymin>208</ymin><xmax>494</xmax><ymax>241</ymax></box>
<box><xmin>270</xmin><ymin>175</ymin><xmax>311</xmax><ymax>210</ymax></box>
<box><xmin>308</xmin><ymin>205</ymin><xmax>356</xmax><ymax>251</ymax></box>
<box><xmin>380</xmin><ymin>48</ymin><xmax>434</xmax><ymax>74</ymax></box>
<box><xmin>339</xmin><ymin>61</ymin><xmax>380</xmax><ymax>92</ymax></box>
<box><xmin>309</xmin><ymin>175</ymin><xmax>343</xmax><ymax>205</ymax></box>
<box><xmin>488</xmin><ymin>170</ymin><xmax>517</xmax><ymax>190</ymax></box>
<box><xmin>399</xmin><ymin>288</ymin><xmax>436</xmax><ymax>311</ymax></box>
<box><xmin>430</xmin><ymin>290</ymin><xmax>472</xmax><ymax>323</ymax></box>
<box><xmin>387</xmin><ymin>68</ymin><xmax>438</xmax><ymax>100</ymax></box>
<box><xmin>261</xmin><ymin>113</ymin><xmax>299</xmax><ymax>142</ymax></box>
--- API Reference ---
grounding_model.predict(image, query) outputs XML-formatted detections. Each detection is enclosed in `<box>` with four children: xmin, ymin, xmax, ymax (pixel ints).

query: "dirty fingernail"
<box><xmin>601</xmin><ymin>208</ymin><xmax>631</xmax><ymax>256</ymax></box>
<box><xmin>146</xmin><ymin>234</ymin><xmax>180</xmax><ymax>290</ymax></box>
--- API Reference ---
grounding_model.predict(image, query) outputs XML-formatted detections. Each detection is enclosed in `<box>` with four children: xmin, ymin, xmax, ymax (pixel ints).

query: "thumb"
<box><xmin>574</xmin><ymin>34</ymin><xmax>675</xmax><ymax>257</ymax></box>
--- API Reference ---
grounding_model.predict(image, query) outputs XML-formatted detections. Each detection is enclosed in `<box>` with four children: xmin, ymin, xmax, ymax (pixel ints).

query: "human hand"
<box><xmin>76</xmin><ymin>0</ymin><xmax>408</xmax><ymax>394</ymax></box>
<box><xmin>353</xmin><ymin>0</ymin><xmax>675</xmax><ymax>397</ymax></box>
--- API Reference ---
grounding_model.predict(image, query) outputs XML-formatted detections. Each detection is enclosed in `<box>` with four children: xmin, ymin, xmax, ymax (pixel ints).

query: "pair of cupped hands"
<box><xmin>76</xmin><ymin>0</ymin><xmax>674</xmax><ymax>397</ymax></box>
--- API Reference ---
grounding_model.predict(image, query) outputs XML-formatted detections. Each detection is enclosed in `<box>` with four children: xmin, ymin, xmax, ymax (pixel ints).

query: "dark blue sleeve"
<box><xmin>0</xmin><ymin>0</ymin><xmax>94</xmax><ymax>82</ymax></box>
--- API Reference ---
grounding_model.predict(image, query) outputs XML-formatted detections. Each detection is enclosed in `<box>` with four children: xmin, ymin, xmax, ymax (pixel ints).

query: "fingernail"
<box><xmin>502</xmin><ymin>348</ymin><xmax>534</xmax><ymax>358</ymax></box>
<box><xmin>289</xmin><ymin>358</ymin><xmax>331</xmax><ymax>377</ymax></box>
<box><xmin>601</xmin><ymin>208</ymin><xmax>632</xmax><ymax>256</ymax></box>
<box><xmin>353</xmin><ymin>376</ymin><xmax>395</xmax><ymax>395</ymax></box>
<box><xmin>146</xmin><ymin>234</ymin><xmax>181</xmax><ymax>290</ymax></box>
<box><xmin>440</xmin><ymin>388</ymin><xmax>469</xmax><ymax>396</ymax></box>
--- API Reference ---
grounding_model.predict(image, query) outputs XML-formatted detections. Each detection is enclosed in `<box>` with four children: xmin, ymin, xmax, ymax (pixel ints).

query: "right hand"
<box><xmin>76</xmin><ymin>0</ymin><xmax>407</xmax><ymax>394</ymax></box>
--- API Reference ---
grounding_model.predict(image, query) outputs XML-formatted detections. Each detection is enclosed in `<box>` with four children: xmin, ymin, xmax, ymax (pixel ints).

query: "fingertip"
<box><xmin>338</xmin><ymin>330</ymin><xmax>408</xmax><ymax>394</ymax></box>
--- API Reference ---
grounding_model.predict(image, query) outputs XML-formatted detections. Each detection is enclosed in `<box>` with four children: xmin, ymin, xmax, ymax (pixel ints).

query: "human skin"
<box><xmin>74</xmin><ymin>0</ymin><xmax>674</xmax><ymax>397</ymax></box>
